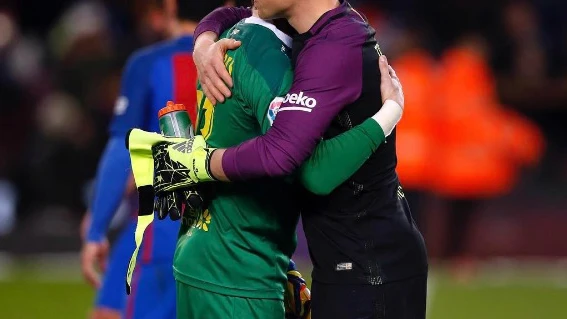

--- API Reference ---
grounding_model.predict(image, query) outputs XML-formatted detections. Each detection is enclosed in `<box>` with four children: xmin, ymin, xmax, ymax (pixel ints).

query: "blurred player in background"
<box><xmin>80</xmin><ymin>1</ymin><xmax>228</xmax><ymax>318</ymax></box>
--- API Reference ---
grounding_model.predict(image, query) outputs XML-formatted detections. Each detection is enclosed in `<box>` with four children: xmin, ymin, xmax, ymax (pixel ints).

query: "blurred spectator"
<box><xmin>15</xmin><ymin>92</ymin><xmax>99</xmax><ymax>232</ymax></box>
<box><xmin>491</xmin><ymin>0</ymin><xmax>567</xmax><ymax>186</ymax></box>
<box><xmin>432</xmin><ymin>34</ymin><xmax>544</xmax><ymax>281</ymax></box>
<box><xmin>390</xmin><ymin>26</ymin><xmax>437</xmax><ymax>228</ymax></box>
<box><xmin>493</xmin><ymin>1</ymin><xmax>567</xmax><ymax>107</ymax></box>
<box><xmin>0</xmin><ymin>0</ymin><xmax>168</xmax><ymax>236</ymax></box>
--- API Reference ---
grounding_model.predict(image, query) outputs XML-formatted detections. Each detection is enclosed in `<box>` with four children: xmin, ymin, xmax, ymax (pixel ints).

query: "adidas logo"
<box><xmin>172</xmin><ymin>141</ymin><xmax>192</xmax><ymax>153</ymax></box>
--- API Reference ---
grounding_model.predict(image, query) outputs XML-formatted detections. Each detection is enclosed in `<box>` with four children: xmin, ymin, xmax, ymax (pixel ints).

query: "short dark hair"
<box><xmin>177</xmin><ymin>0</ymin><xmax>228</xmax><ymax>22</ymax></box>
<box><xmin>235</xmin><ymin>0</ymin><xmax>252</xmax><ymax>6</ymax></box>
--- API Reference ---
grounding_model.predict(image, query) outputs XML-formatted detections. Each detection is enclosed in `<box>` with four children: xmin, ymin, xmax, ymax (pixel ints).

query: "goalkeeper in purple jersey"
<box><xmin>169</xmin><ymin>1</ymin><xmax>428</xmax><ymax>318</ymax></box>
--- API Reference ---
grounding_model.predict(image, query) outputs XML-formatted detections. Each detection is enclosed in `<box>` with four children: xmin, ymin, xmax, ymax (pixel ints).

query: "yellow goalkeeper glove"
<box><xmin>124</xmin><ymin>129</ymin><xmax>214</xmax><ymax>294</ymax></box>
<box><xmin>151</xmin><ymin>136</ymin><xmax>216</xmax><ymax>193</ymax></box>
<box><xmin>285</xmin><ymin>260</ymin><xmax>311</xmax><ymax>319</ymax></box>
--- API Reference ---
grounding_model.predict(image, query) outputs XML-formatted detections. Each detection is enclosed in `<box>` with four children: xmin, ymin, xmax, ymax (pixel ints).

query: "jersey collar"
<box><xmin>243</xmin><ymin>17</ymin><xmax>293</xmax><ymax>48</ymax></box>
<box><xmin>306</xmin><ymin>0</ymin><xmax>350</xmax><ymax>36</ymax></box>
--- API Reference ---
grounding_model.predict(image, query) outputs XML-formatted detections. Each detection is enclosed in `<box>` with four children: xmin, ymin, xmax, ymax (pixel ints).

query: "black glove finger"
<box><xmin>160</xmin><ymin>192</ymin><xmax>180</xmax><ymax>221</ymax></box>
<box><xmin>156</xmin><ymin>194</ymin><xmax>168</xmax><ymax>220</ymax></box>
<box><xmin>183</xmin><ymin>189</ymin><xmax>204</xmax><ymax>211</ymax></box>
<box><xmin>154</xmin><ymin>195</ymin><xmax>161</xmax><ymax>218</ymax></box>
<box><xmin>168</xmin><ymin>191</ymin><xmax>182</xmax><ymax>221</ymax></box>
<box><xmin>181</xmin><ymin>191</ymin><xmax>201</xmax><ymax>227</ymax></box>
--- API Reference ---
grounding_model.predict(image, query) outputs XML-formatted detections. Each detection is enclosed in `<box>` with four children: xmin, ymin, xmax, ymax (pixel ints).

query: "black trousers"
<box><xmin>444</xmin><ymin>199</ymin><xmax>478</xmax><ymax>258</ymax></box>
<box><xmin>310</xmin><ymin>274</ymin><xmax>427</xmax><ymax>319</ymax></box>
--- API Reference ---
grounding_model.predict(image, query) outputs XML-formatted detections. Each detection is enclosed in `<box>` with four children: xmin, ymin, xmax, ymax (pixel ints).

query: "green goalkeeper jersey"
<box><xmin>173</xmin><ymin>18</ymin><xmax>297</xmax><ymax>300</ymax></box>
<box><xmin>173</xmin><ymin>17</ymin><xmax>386</xmax><ymax>299</ymax></box>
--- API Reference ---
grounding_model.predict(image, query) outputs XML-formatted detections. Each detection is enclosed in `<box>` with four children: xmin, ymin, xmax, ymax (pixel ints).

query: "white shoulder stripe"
<box><xmin>243</xmin><ymin>17</ymin><xmax>293</xmax><ymax>48</ymax></box>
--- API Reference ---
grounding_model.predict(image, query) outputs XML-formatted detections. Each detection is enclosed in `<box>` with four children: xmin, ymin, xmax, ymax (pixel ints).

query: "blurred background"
<box><xmin>0</xmin><ymin>0</ymin><xmax>566</xmax><ymax>318</ymax></box>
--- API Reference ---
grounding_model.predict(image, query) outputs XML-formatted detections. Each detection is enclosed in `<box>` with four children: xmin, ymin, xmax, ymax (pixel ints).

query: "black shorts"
<box><xmin>310</xmin><ymin>274</ymin><xmax>427</xmax><ymax>319</ymax></box>
<box><xmin>301</xmin><ymin>180</ymin><xmax>428</xmax><ymax>285</ymax></box>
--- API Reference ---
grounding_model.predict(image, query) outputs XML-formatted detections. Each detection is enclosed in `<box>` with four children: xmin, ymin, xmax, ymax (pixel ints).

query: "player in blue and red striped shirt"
<box><xmin>80</xmin><ymin>1</ymin><xmax>228</xmax><ymax>318</ymax></box>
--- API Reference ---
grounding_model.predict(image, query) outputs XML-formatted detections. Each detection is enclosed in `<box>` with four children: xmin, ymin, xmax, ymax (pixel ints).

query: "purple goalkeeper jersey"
<box><xmin>198</xmin><ymin>2</ymin><xmax>370</xmax><ymax>180</ymax></box>
<box><xmin>196</xmin><ymin>1</ymin><xmax>428</xmax><ymax>284</ymax></box>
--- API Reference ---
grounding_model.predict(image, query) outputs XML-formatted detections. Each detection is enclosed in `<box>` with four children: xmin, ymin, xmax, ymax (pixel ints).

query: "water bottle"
<box><xmin>157</xmin><ymin>101</ymin><xmax>202</xmax><ymax>221</ymax></box>
<box><xmin>158</xmin><ymin>101</ymin><xmax>194</xmax><ymax>139</ymax></box>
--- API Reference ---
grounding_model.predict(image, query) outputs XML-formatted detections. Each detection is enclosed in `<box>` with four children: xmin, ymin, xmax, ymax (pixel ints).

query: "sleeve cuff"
<box><xmin>221</xmin><ymin>147</ymin><xmax>239</xmax><ymax>181</ymax></box>
<box><xmin>360</xmin><ymin>118</ymin><xmax>386</xmax><ymax>150</ymax></box>
<box><xmin>194</xmin><ymin>22</ymin><xmax>223</xmax><ymax>44</ymax></box>
<box><xmin>372</xmin><ymin>100</ymin><xmax>403</xmax><ymax>137</ymax></box>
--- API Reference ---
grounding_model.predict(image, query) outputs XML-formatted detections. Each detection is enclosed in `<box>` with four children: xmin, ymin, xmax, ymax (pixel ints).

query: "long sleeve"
<box><xmin>222</xmin><ymin>35</ymin><xmax>367</xmax><ymax>180</ymax></box>
<box><xmin>87</xmin><ymin>137</ymin><xmax>131</xmax><ymax>242</ymax></box>
<box><xmin>299</xmin><ymin>119</ymin><xmax>385</xmax><ymax>195</ymax></box>
<box><xmin>87</xmin><ymin>50</ymin><xmax>152</xmax><ymax>242</ymax></box>
<box><xmin>236</xmin><ymin>32</ymin><xmax>385</xmax><ymax>196</ymax></box>
<box><xmin>194</xmin><ymin>6</ymin><xmax>252</xmax><ymax>42</ymax></box>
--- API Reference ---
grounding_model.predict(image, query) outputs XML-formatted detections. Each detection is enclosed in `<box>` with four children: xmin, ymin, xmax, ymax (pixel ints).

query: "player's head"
<box><xmin>159</xmin><ymin>0</ymin><xmax>231</xmax><ymax>36</ymax></box>
<box><xmin>235</xmin><ymin>0</ymin><xmax>253</xmax><ymax>6</ymax></box>
<box><xmin>174</xmin><ymin>0</ymin><xmax>229</xmax><ymax>22</ymax></box>
<box><xmin>160</xmin><ymin>0</ymin><xmax>229</xmax><ymax>23</ymax></box>
<box><xmin>253</xmin><ymin>0</ymin><xmax>295</xmax><ymax>20</ymax></box>
<box><xmin>246</xmin><ymin>0</ymin><xmax>295</xmax><ymax>36</ymax></box>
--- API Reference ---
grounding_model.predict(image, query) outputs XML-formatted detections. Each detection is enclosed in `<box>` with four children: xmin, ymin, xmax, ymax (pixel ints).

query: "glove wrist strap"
<box><xmin>206</xmin><ymin>149</ymin><xmax>218</xmax><ymax>181</ymax></box>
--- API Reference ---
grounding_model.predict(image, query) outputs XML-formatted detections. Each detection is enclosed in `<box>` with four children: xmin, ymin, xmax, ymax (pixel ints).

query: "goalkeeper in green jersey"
<box><xmin>126</xmin><ymin>7</ymin><xmax>404</xmax><ymax>319</ymax></box>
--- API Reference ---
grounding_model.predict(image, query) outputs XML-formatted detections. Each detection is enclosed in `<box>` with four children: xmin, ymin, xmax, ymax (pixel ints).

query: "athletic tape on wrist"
<box><xmin>372</xmin><ymin>100</ymin><xmax>403</xmax><ymax>137</ymax></box>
